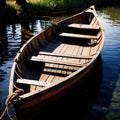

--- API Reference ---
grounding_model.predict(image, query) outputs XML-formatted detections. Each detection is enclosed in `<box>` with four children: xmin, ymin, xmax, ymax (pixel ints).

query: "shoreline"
<box><xmin>0</xmin><ymin>2</ymin><xmax>120</xmax><ymax>25</ymax></box>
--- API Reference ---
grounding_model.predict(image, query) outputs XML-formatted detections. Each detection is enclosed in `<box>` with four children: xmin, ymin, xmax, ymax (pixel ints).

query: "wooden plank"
<box><xmin>54</xmin><ymin>44</ymin><xmax>68</xmax><ymax>75</ymax></box>
<box><xmin>17</xmin><ymin>78</ymin><xmax>51</xmax><ymax>87</ymax></box>
<box><xmin>45</xmin><ymin>44</ymin><xmax>64</xmax><ymax>76</ymax></box>
<box><xmin>90</xmin><ymin>17</ymin><xmax>97</xmax><ymax>25</ymax></box>
<box><xmin>59</xmin><ymin>32</ymin><xmax>98</xmax><ymax>39</ymax></box>
<box><xmin>30</xmin><ymin>56</ymin><xmax>85</xmax><ymax>67</ymax></box>
<box><xmin>67</xmin><ymin>23</ymin><xmax>99</xmax><ymax>30</ymax></box>
<box><xmin>86</xmin><ymin>9</ymin><xmax>95</xmax><ymax>13</ymax></box>
<box><xmin>39</xmin><ymin>51</ymin><xmax>93</xmax><ymax>59</ymax></box>
<box><xmin>80</xmin><ymin>46</ymin><xmax>91</xmax><ymax>65</ymax></box>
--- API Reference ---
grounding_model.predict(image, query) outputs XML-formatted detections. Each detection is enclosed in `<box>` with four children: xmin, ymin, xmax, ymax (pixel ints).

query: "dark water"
<box><xmin>0</xmin><ymin>7</ymin><xmax>120</xmax><ymax>120</ymax></box>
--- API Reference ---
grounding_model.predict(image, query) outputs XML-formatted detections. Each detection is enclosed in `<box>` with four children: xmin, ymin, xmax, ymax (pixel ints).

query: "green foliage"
<box><xmin>7</xmin><ymin>0</ymin><xmax>120</xmax><ymax>12</ymax></box>
<box><xmin>27</xmin><ymin>0</ymin><xmax>70</xmax><ymax>9</ymax></box>
<box><xmin>5</xmin><ymin>0</ymin><xmax>120</xmax><ymax>20</ymax></box>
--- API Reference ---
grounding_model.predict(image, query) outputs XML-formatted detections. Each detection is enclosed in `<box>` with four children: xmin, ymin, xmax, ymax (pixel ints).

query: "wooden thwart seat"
<box><xmin>66</xmin><ymin>23</ymin><xmax>99</xmax><ymax>30</ymax></box>
<box><xmin>30</xmin><ymin>56</ymin><xmax>89</xmax><ymax>67</ymax></box>
<box><xmin>17</xmin><ymin>78</ymin><xmax>51</xmax><ymax>87</ymax></box>
<box><xmin>59</xmin><ymin>32</ymin><xmax>99</xmax><ymax>39</ymax></box>
<box><xmin>39</xmin><ymin>51</ymin><xmax>93</xmax><ymax>59</ymax></box>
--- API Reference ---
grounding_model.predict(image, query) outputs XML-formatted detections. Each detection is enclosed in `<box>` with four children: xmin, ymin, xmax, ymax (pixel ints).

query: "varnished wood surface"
<box><xmin>28</xmin><ymin>34</ymin><xmax>102</xmax><ymax>91</ymax></box>
<box><xmin>66</xmin><ymin>23</ymin><xmax>100</xmax><ymax>30</ymax></box>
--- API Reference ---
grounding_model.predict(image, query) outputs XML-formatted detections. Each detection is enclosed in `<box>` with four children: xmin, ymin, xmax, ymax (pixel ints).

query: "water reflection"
<box><xmin>0</xmin><ymin>20</ymin><xmax>50</xmax><ymax>83</ymax></box>
<box><xmin>0</xmin><ymin>23</ymin><xmax>8</xmax><ymax>82</ymax></box>
<box><xmin>0</xmin><ymin>20</ymin><xmax>50</xmax><ymax>120</ymax></box>
<box><xmin>87</xmin><ymin>7</ymin><xmax>120</xmax><ymax>120</ymax></box>
<box><xmin>100</xmin><ymin>6</ymin><xmax>120</xmax><ymax>25</ymax></box>
<box><xmin>21</xmin><ymin>21</ymin><xmax>33</xmax><ymax>44</ymax></box>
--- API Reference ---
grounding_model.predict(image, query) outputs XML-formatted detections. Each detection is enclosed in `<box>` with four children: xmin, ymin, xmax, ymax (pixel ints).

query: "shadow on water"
<box><xmin>22</xmin><ymin>56</ymin><xmax>103</xmax><ymax>120</ymax></box>
<box><xmin>0</xmin><ymin>19</ymin><xmax>49</xmax><ymax>83</ymax></box>
<box><xmin>0</xmin><ymin>23</ymin><xmax>8</xmax><ymax>82</ymax></box>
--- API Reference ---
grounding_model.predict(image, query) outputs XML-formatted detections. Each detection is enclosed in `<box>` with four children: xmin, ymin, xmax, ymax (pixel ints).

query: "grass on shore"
<box><xmin>5</xmin><ymin>0</ymin><xmax>120</xmax><ymax>14</ymax></box>
<box><xmin>4</xmin><ymin>0</ymin><xmax>86</xmax><ymax>23</ymax></box>
<box><xmin>7</xmin><ymin>0</ymin><xmax>84</xmax><ymax>10</ymax></box>
<box><xmin>1</xmin><ymin>0</ymin><xmax>120</xmax><ymax>24</ymax></box>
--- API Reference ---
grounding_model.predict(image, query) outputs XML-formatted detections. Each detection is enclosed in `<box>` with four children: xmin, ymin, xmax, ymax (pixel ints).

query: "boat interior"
<box><xmin>13</xmin><ymin>8</ymin><xmax>103</xmax><ymax>93</ymax></box>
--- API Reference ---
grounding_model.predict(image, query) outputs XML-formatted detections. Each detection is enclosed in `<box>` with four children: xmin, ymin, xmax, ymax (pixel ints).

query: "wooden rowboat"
<box><xmin>8</xmin><ymin>5</ymin><xmax>104</xmax><ymax>120</ymax></box>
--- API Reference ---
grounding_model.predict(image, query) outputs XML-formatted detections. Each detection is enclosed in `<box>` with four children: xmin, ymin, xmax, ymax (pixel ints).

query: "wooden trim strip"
<box><xmin>67</xmin><ymin>23</ymin><xmax>99</xmax><ymax>30</ymax></box>
<box><xmin>59</xmin><ymin>32</ymin><xmax>98</xmax><ymax>39</ymax></box>
<box><xmin>90</xmin><ymin>16</ymin><xmax>97</xmax><ymax>25</ymax></box>
<box><xmin>39</xmin><ymin>52</ymin><xmax>93</xmax><ymax>59</ymax></box>
<box><xmin>17</xmin><ymin>78</ymin><xmax>51</xmax><ymax>87</ymax></box>
<box><xmin>30</xmin><ymin>56</ymin><xmax>86</xmax><ymax>67</ymax></box>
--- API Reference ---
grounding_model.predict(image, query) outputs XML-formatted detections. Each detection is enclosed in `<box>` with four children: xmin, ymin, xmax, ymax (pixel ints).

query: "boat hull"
<box><xmin>13</xmin><ymin>58</ymin><xmax>96</xmax><ymax>120</ymax></box>
<box><xmin>7</xmin><ymin>5</ymin><xmax>104</xmax><ymax>120</ymax></box>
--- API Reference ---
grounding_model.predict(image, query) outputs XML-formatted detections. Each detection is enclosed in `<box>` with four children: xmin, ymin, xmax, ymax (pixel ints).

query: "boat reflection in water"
<box><xmin>24</xmin><ymin>55</ymin><xmax>103</xmax><ymax>120</ymax></box>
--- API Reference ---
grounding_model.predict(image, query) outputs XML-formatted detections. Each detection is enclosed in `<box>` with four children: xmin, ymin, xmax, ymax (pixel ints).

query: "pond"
<box><xmin>0</xmin><ymin>6</ymin><xmax>120</xmax><ymax>120</ymax></box>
